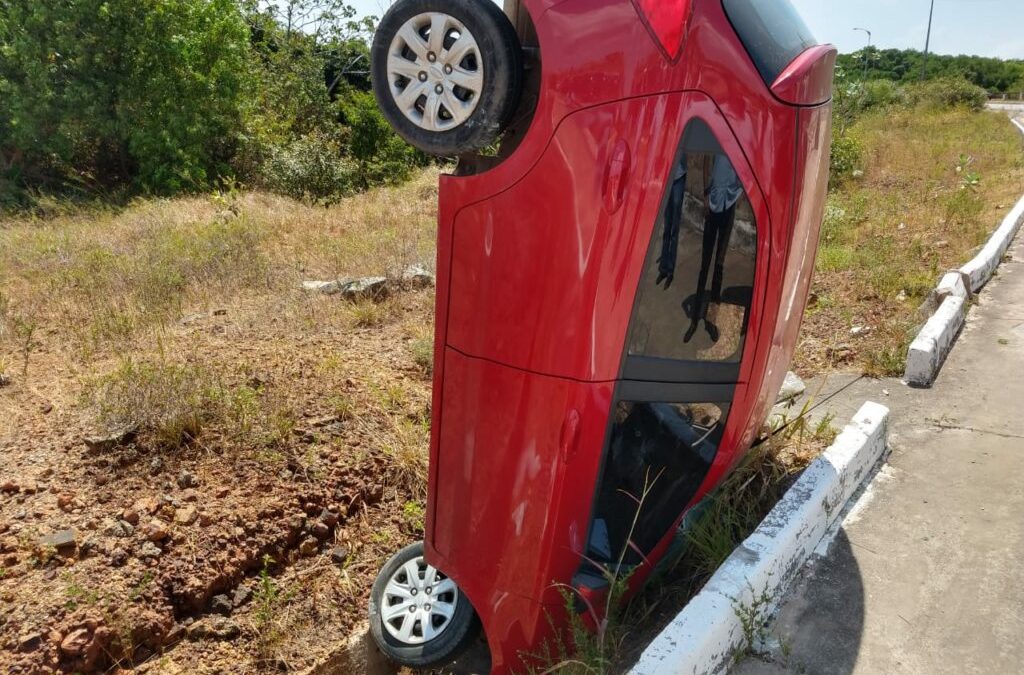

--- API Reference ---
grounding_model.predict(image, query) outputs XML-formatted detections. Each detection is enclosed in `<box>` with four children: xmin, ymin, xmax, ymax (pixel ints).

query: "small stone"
<box><xmin>176</xmin><ymin>470</ymin><xmax>197</xmax><ymax>489</ymax></box>
<box><xmin>39</xmin><ymin>529</ymin><xmax>76</xmax><ymax>551</ymax></box>
<box><xmin>110</xmin><ymin>548</ymin><xmax>129</xmax><ymax>567</ymax></box>
<box><xmin>142</xmin><ymin>521</ymin><xmax>169</xmax><ymax>542</ymax></box>
<box><xmin>174</xmin><ymin>506</ymin><xmax>198</xmax><ymax>526</ymax></box>
<box><xmin>57</xmin><ymin>493</ymin><xmax>75</xmax><ymax>511</ymax></box>
<box><xmin>149</xmin><ymin>457</ymin><xmax>163</xmax><ymax>475</ymax></box>
<box><xmin>186</xmin><ymin>617</ymin><xmax>240</xmax><ymax>641</ymax></box>
<box><xmin>330</xmin><ymin>546</ymin><xmax>349</xmax><ymax>566</ymax></box>
<box><xmin>17</xmin><ymin>631</ymin><xmax>42</xmax><ymax>652</ymax></box>
<box><xmin>212</xmin><ymin>308</ymin><xmax>228</xmax><ymax>316</ymax></box>
<box><xmin>210</xmin><ymin>594</ymin><xmax>233</xmax><ymax>616</ymax></box>
<box><xmin>319</xmin><ymin>508</ymin><xmax>339</xmax><ymax>528</ymax></box>
<box><xmin>1</xmin><ymin>480</ymin><xmax>18</xmax><ymax>494</ymax></box>
<box><xmin>850</xmin><ymin>325</ymin><xmax>870</xmax><ymax>336</ymax></box>
<box><xmin>121</xmin><ymin>509</ymin><xmax>140</xmax><ymax>526</ymax></box>
<box><xmin>84</xmin><ymin>425</ymin><xmax>137</xmax><ymax>453</ymax></box>
<box><xmin>139</xmin><ymin>542</ymin><xmax>162</xmax><ymax>558</ymax></box>
<box><xmin>232</xmin><ymin>585</ymin><xmax>252</xmax><ymax>607</ymax></box>
<box><xmin>103</xmin><ymin>519</ymin><xmax>129</xmax><ymax>538</ymax></box>
<box><xmin>298</xmin><ymin>537</ymin><xmax>318</xmax><ymax>557</ymax></box>
<box><xmin>401</xmin><ymin>264</ymin><xmax>436</xmax><ymax>288</ymax></box>
<box><xmin>896</xmin><ymin>289</ymin><xmax>908</xmax><ymax>301</ymax></box>
<box><xmin>0</xmin><ymin>372</ymin><xmax>11</xmax><ymax>387</ymax></box>
<box><xmin>311</xmin><ymin>522</ymin><xmax>330</xmax><ymax>540</ymax></box>
<box><xmin>41</xmin><ymin>403</ymin><xmax>53</xmax><ymax>414</ymax></box>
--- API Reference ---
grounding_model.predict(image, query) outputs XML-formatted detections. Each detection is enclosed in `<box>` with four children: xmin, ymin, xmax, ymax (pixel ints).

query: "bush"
<box><xmin>905</xmin><ymin>76</ymin><xmax>988</xmax><ymax>111</ymax></box>
<box><xmin>261</xmin><ymin>132</ymin><xmax>358</xmax><ymax>204</ymax></box>
<box><xmin>830</xmin><ymin>131</ymin><xmax>863</xmax><ymax>185</ymax></box>
<box><xmin>340</xmin><ymin>90</ymin><xmax>426</xmax><ymax>190</ymax></box>
<box><xmin>860</xmin><ymin>79</ymin><xmax>906</xmax><ymax>110</ymax></box>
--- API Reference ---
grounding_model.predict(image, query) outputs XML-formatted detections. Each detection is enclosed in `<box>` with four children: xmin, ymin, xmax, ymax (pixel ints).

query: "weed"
<box><xmin>401</xmin><ymin>500</ymin><xmax>426</xmax><ymax>534</ymax></box>
<box><xmin>346</xmin><ymin>299</ymin><xmax>391</xmax><ymax>328</ymax></box>
<box><xmin>731</xmin><ymin>583</ymin><xmax>775</xmax><ymax>661</ymax></box>
<box><xmin>408</xmin><ymin>337</ymin><xmax>434</xmax><ymax>376</ymax></box>
<box><xmin>380</xmin><ymin>416</ymin><xmax>429</xmax><ymax>498</ymax></box>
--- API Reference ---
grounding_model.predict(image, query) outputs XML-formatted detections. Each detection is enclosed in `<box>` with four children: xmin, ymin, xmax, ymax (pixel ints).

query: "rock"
<box><xmin>186</xmin><ymin>617</ymin><xmax>240</xmax><ymax>641</ymax></box>
<box><xmin>84</xmin><ymin>425</ymin><xmax>137</xmax><ymax>453</ymax></box>
<box><xmin>142</xmin><ymin>521</ymin><xmax>169</xmax><ymax>542</ymax></box>
<box><xmin>17</xmin><ymin>631</ymin><xmax>42</xmax><ymax>652</ymax></box>
<box><xmin>311</xmin><ymin>522</ymin><xmax>330</xmax><ymax>540</ymax></box>
<box><xmin>319</xmin><ymin>508</ymin><xmax>339</xmax><ymax>529</ymax></box>
<box><xmin>57</xmin><ymin>493</ymin><xmax>75</xmax><ymax>511</ymax></box>
<box><xmin>1</xmin><ymin>480</ymin><xmax>18</xmax><ymax>494</ymax></box>
<box><xmin>174</xmin><ymin>507</ymin><xmax>198</xmax><ymax>526</ymax></box>
<box><xmin>41</xmin><ymin>403</ymin><xmax>53</xmax><ymax>414</ymax></box>
<box><xmin>210</xmin><ymin>594</ymin><xmax>233</xmax><ymax>616</ymax></box>
<box><xmin>60</xmin><ymin>628</ymin><xmax>91</xmax><ymax>657</ymax></box>
<box><xmin>330</xmin><ymin>546</ymin><xmax>349</xmax><ymax>566</ymax></box>
<box><xmin>21</xmin><ymin>480</ymin><xmax>38</xmax><ymax>494</ymax></box>
<box><xmin>401</xmin><ymin>264</ymin><xmax>436</xmax><ymax>288</ymax></box>
<box><xmin>777</xmin><ymin>371</ymin><xmax>806</xmax><ymax>403</ymax></box>
<box><xmin>0</xmin><ymin>372</ymin><xmax>11</xmax><ymax>387</ymax></box>
<box><xmin>232</xmin><ymin>585</ymin><xmax>252</xmax><ymax>608</ymax></box>
<box><xmin>212</xmin><ymin>308</ymin><xmax>228</xmax><ymax>316</ymax></box>
<box><xmin>121</xmin><ymin>509</ymin><xmax>140</xmax><ymax>526</ymax></box>
<box><xmin>110</xmin><ymin>548</ymin><xmax>129</xmax><ymax>567</ymax></box>
<box><xmin>342</xmin><ymin>276</ymin><xmax>389</xmax><ymax>301</ymax></box>
<box><xmin>298</xmin><ymin>537</ymin><xmax>318</xmax><ymax>557</ymax></box>
<box><xmin>896</xmin><ymin>289</ymin><xmax>908</xmax><ymax>301</ymax></box>
<box><xmin>176</xmin><ymin>470</ymin><xmax>197</xmax><ymax>489</ymax></box>
<box><xmin>39</xmin><ymin>529</ymin><xmax>76</xmax><ymax>551</ymax></box>
<box><xmin>148</xmin><ymin>457</ymin><xmax>163</xmax><ymax>475</ymax></box>
<box><xmin>302</xmin><ymin>277</ymin><xmax>391</xmax><ymax>301</ymax></box>
<box><xmin>139</xmin><ymin>542</ymin><xmax>162</xmax><ymax>558</ymax></box>
<box><xmin>850</xmin><ymin>325</ymin><xmax>871</xmax><ymax>336</ymax></box>
<box><xmin>103</xmin><ymin>519</ymin><xmax>130</xmax><ymax>538</ymax></box>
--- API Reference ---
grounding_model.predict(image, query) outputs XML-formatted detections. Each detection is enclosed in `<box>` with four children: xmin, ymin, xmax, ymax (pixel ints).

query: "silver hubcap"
<box><xmin>387</xmin><ymin>12</ymin><xmax>483</xmax><ymax>132</ymax></box>
<box><xmin>381</xmin><ymin>556</ymin><xmax>459</xmax><ymax>645</ymax></box>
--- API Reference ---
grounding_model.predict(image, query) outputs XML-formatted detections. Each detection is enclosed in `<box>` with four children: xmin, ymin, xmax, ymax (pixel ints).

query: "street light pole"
<box><xmin>921</xmin><ymin>0</ymin><xmax>935</xmax><ymax>82</ymax></box>
<box><xmin>854</xmin><ymin>27</ymin><xmax>872</xmax><ymax>80</ymax></box>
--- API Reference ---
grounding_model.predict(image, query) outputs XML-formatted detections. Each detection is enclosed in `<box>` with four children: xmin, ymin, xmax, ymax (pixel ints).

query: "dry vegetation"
<box><xmin>796</xmin><ymin>107</ymin><xmax>1024</xmax><ymax>376</ymax></box>
<box><xmin>0</xmin><ymin>169</ymin><xmax>441</xmax><ymax>673</ymax></box>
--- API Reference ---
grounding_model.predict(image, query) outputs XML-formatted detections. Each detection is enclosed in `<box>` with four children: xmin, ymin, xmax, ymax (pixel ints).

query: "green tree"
<box><xmin>0</xmin><ymin>0</ymin><xmax>252</xmax><ymax>195</ymax></box>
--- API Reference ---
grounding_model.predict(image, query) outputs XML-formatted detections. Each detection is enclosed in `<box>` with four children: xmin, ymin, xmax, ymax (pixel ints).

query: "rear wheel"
<box><xmin>368</xmin><ymin>541</ymin><xmax>478</xmax><ymax>668</ymax></box>
<box><xmin>371</xmin><ymin>0</ymin><xmax>523</xmax><ymax>156</ymax></box>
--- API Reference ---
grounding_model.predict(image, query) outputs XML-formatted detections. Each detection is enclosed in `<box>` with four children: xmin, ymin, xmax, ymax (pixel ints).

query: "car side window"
<box><xmin>627</xmin><ymin>119</ymin><xmax>757</xmax><ymax>366</ymax></box>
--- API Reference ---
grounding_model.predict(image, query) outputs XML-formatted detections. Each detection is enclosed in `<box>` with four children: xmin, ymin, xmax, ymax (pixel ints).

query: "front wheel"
<box><xmin>368</xmin><ymin>541</ymin><xmax>478</xmax><ymax>668</ymax></box>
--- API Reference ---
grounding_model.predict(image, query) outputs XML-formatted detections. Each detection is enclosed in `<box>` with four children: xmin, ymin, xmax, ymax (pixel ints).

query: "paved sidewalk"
<box><xmin>734</xmin><ymin>233</ymin><xmax>1024</xmax><ymax>674</ymax></box>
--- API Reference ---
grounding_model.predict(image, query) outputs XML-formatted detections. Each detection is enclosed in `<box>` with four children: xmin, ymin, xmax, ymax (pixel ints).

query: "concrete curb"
<box><xmin>629</xmin><ymin>401</ymin><xmax>890</xmax><ymax>675</ymax></box>
<box><xmin>904</xmin><ymin>114</ymin><xmax>1024</xmax><ymax>386</ymax></box>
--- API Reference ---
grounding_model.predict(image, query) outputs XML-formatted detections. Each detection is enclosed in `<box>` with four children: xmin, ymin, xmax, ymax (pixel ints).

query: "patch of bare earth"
<box><xmin>0</xmin><ymin>171</ymin><xmax>439</xmax><ymax>673</ymax></box>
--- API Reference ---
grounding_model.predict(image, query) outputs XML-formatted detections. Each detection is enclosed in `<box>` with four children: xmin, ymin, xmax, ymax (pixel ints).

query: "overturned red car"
<box><xmin>366</xmin><ymin>0</ymin><xmax>836</xmax><ymax>671</ymax></box>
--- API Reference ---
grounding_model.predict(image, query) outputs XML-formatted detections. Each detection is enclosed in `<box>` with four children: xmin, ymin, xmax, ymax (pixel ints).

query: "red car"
<box><xmin>366</xmin><ymin>0</ymin><xmax>836</xmax><ymax>671</ymax></box>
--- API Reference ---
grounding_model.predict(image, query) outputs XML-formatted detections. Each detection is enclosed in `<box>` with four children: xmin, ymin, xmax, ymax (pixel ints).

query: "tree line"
<box><xmin>837</xmin><ymin>47</ymin><xmax>1024</xmax><ymax>93</ymax></box>
<box><xmin>0</xmin><ymin>0</ymin><xmax>425</xmax><ymax>207</ymax></box>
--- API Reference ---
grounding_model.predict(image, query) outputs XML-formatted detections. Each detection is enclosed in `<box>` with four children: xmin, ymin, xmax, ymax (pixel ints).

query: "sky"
<box><xmin>344</xmin><ymin>0</ymin><xmax>1024</xmax><ymax>60</ymax></box>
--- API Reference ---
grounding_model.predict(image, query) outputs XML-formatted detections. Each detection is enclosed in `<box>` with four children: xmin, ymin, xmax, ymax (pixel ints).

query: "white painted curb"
<box><xmin>904</xmin><ymin>113</ymin><xmax>1024</xmax><ymax>386</ymax></box>
<box><xmin>630</xmin><ymin>402</ymin><xmax>890</xmax><ymax>675</ymax></box>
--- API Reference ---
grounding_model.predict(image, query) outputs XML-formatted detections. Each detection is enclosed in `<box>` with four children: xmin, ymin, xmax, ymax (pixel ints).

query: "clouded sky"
<box><xmin>347</xmin><ymin>0</ymin><xmax>1024</xmax><ymax>60</ymax></box>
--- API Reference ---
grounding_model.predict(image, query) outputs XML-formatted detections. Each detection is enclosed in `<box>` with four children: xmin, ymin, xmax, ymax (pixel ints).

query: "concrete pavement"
<box><xmin>734</xmin><ymin>233</ymin><xmax>1024</xmax><ymax>674</ymax></box>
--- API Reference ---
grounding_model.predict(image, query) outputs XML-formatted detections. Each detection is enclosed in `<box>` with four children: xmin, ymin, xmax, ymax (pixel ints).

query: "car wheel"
<box><xmin>368</xmin><ymin>541</ymin><xmax>478</xmax><ymax>668</ymax></box>
<box><xmin>371</xmin><ymin>0</ymin><xmax>523</xmax><ymax>156</ymax></box>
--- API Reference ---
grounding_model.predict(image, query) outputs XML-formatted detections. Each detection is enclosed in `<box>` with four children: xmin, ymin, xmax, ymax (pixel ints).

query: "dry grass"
<box><xmin>796</xmin><ymin>107</ymin><xmax>1024</xmax><ymax>376</ymax></box>
<box><xmin>0</xmin><ymin>168</ymin><xmax>439</xmax><ymax>367</ymax></box>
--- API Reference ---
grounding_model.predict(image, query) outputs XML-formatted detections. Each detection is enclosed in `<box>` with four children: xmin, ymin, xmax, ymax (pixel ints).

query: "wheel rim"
<box><xmin>381</xmin><ymin>555</ymin><xmax>459</xmax><ymax>645</ymax></box>
<box><xmin>387</xmin><ymin>12</ymin><xmax>484</xmax><ymax>132</ymax></box>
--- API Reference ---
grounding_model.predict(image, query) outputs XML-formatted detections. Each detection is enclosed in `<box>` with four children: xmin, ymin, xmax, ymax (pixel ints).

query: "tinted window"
<box><xmin>722</xmin><ymin>0</ymin><xmax>817</xmax><ymax>85</ymax></box>
<box><xmin>587</xmin><ymin>401</ymin><xmax>728</xmax><ymax>566</ymax></box>
<box><xmin>627</xmin><ymin>119</ymin><xmax>756</xmax><ymax>366</ymax></box>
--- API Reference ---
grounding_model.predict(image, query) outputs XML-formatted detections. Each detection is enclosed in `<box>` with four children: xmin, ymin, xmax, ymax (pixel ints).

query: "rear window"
<box><xmin>722</xmin><ymin>0</ymin><xmax>818</xmax><ymax>86</ymax></box>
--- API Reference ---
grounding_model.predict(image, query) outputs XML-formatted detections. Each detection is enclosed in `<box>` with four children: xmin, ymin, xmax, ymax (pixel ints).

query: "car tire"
<box><xmin>371</xmin><ymin>0</ymin><xmax>523</xmax><ymax>156</ymax></box>
<box><xmin>368</xmin><ymin>541</ymin><xmax>479</xmax><ymax>668</ymax></box>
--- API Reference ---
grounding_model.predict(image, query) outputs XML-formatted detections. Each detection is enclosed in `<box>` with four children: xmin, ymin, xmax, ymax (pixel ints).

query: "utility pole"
<box><xmin>921</xmin><ymin>0</ymin><xmax>935</xmax><ymax>82</ymax></box>
<box><xmin>854</xmin><ymin>27</ymin><xmax>872</xmax><ymax>80</ymax></box>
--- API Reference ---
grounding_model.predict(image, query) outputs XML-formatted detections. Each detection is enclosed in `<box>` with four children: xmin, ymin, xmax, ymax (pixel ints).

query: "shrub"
<box><xmin>261</xmin><ymin>132</ymin><xmax>358</xmax><ymax>204</ymax></box>
<box><xmin>829</xmin><ymin>131</ymin><xmax>863</xmax><ymax>185</ymax></box>
<box><xmin>860</xmin><ymin>79</ymin><xmax>906</xmax><ymax>110</ymax></box>
<box><xmin>340</xmin><ymin>90</ymin><xmax>426</xmax><ymax>190</ymax></box>
<box><xmin>905</xmin><ymin>76</ymin><xmax>988</xmax><ymax>111</ymax></box>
